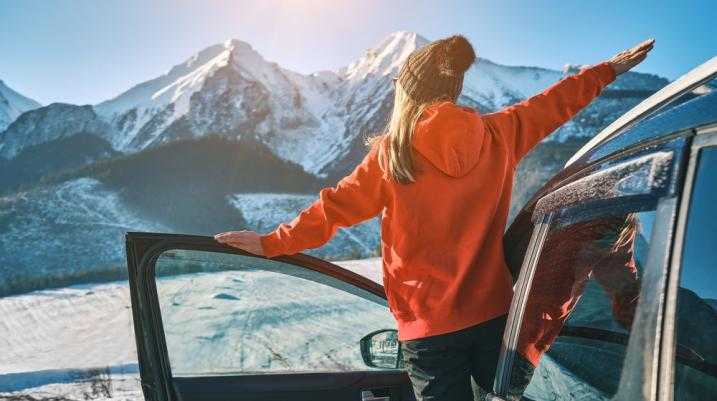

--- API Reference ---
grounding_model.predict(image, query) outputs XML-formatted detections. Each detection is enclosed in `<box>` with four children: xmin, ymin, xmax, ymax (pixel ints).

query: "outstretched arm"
<box><xmin>216</xmin><ymin>142</ymin><xmax>386</xmax><ymax>257</ymax></box>
<box><xmin>485</xmin><ymin>39</ymin><xmax>654</xmax><ymax>161</ymax></box>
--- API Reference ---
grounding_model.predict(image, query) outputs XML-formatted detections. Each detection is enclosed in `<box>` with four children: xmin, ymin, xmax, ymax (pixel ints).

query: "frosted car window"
<box><xmin>533</xmin><ymin>151</ymin><xmax>672</xmax><ymax>220</ymax></box>
<box><xmin>154</xmin><ymin>250</ymin><xmax>396</xmax><ymax>376</ymax></box>
<box><xmin>673</xmin><ymin>146</ymin><xmax>717</xmax><ymax>400</ymax></box>
<box><xmin>507</xmin><ymin>205</ymin><xmax>657</xmax><ymax>401</ymax></box>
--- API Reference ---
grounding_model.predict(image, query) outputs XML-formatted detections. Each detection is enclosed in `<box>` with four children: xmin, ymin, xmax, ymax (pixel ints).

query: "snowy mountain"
<box><xmin>0</xmin><ymin>32</ymin><xmax>667</xmax><ymax>180</ymax></box>
<box><xmin>0</xmin><ymin>103</ymin><xmax>113</xmax><ymax>160</ymax></box>
<box><xmin>84</xmin><ymin>31</ymin><xmax>666</xmax><ymax>179</ymax></box>
<box><xmin>0</xmin><ymin>31</ymin><xmax>669</xmax><ymax>296</ymax></box>
<box><xmin>0</xmin><ymin>103</ymin><xmax>117</xmax><ymax>193</ymax></box>
<box><xmin>0</xmin><ymin>79</ymin><xmax>41</xmax><ymax>132</ymax></box>
<box><xmin>94</xmin><ymin>38</ymin><xmax>347</xmax><ymax>176</ymax></box>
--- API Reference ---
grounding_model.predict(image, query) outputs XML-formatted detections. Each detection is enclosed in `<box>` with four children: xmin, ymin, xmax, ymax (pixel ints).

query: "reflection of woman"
<box><xmin>216</xmin><ymin>36</ymin><xmax>653</xmax><ymax>400</ymax></box>
<box><xmin>510</xmin><ymin>213</ymin><xmax>642</xmax><ymax>397</ymax></box>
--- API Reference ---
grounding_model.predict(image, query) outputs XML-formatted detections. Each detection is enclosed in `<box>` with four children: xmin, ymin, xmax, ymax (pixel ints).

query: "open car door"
<box><xmin>125</xmin><ymin>232</ymin><xmax>413</xmax><ymax>401</ymax></box>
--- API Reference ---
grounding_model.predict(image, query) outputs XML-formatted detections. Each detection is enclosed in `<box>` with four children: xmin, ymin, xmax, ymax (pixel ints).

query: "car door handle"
<box><xmin>361</xmin><ymin>390</ymin><xmax>390</xmax><ymax>401</ymax></box>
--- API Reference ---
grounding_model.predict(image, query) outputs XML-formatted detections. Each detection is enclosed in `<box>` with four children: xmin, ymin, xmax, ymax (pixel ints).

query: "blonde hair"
<box><xmin>369</xmin><ymin>82</ymin><xmax>452</xmax><ymax>184</ymax></box>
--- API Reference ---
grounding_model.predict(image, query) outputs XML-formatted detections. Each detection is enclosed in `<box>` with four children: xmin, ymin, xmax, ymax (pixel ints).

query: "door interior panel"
<box><xmin>171</xmin><ymin>371</ymin><xmax>412</xmax><ymax>401</ymax></box>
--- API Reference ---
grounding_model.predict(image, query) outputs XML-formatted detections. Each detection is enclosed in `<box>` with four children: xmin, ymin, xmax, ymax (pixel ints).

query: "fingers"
<box><xmin>214</xmin><ymin>230</ymin><xmax>251</xmax><ymax>243</ymax></box>
<box><xmin>630</xmin><ymin>49</ymin><xmax>650</xmax><ymax>65</ymax></box>
<box><xmin>213</xmin><ymin>231</ymin><xmax>265</xmax><ymax>256</ymax></box>
<box><xmin>636</xmin><ymin>38</ymin><xmax>655</xmax><ymax>52</ymax></box>
<box><xmin>634</xmin><ymin>51</ymin><xmax>648</xmax><ymax>63</ymax></box>
<box><xmin>630</xmin><ymin>39</ymin><xmax>655</xmax><ymax>57</ymax></box>
<box><xmin>625</xmin><ymin>39</ymin><xmax>653</xmax><ymax>64</ymax></box>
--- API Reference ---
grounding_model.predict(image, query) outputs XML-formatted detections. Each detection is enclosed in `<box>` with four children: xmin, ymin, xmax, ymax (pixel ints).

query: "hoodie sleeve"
<box><xmin>483</xmin><ymin>62</ymin><xmax>616</xmax><ymax>161</ymax></box>
<box><xmin>259</xmin><ymin>143</ymin><xmax>385</xmax><ymax>258</ymax></box>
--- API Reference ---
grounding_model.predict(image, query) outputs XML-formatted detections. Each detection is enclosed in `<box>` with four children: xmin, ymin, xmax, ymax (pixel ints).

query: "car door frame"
<box><xmin>125</xmin><ymin>232</ymin><xmax>411</xmax><ymax>401</ymax></box>
<box><xmin>488</xmin><ymin>135</ymin><xmax>689</xmax><ymax>401</ymax></box>
<box><xmin>658</xmin><ymin>123</ymin><xmax>717</xmax><ymax>401</ymax></box>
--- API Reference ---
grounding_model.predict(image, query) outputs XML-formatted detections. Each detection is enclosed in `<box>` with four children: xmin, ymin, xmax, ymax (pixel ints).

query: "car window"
<box><xmin>506</xmin><ymin>199</ymin><xmax>658</xmax><ymax>400</ymax></box>
<box><xmin>673</xmin><ymin>145</ymin><xmax>717</xmax><ymax>400</ymax></box>
<box><xmin>154</xmin><ymin>250</ymin><xmax>396</xmax><ymax>376</ymax></box>
<box><xmin>588</xmin><ymin>76</ymin><xmax>716</xmax><ymax>164</ymax></box>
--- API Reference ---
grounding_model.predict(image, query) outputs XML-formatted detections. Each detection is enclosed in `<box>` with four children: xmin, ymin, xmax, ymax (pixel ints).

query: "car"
<box><xmin>125</xmin><ymin>56</ymin><xmax>717</xmax><ymax>401</ymax></box>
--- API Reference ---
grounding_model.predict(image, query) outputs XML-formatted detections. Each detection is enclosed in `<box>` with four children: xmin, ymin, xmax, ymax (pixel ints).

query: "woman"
<box><xmin>215</xmin><ymin>35</ymin><xmax>653</xmax><ymax>400</ymax></box>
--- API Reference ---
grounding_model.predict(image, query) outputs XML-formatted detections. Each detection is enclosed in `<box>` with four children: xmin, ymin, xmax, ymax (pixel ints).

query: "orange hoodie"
<box><xmin>260</xmin><ymin>62</ymin><xmax>616</xmax><ymax>340</ymax></box>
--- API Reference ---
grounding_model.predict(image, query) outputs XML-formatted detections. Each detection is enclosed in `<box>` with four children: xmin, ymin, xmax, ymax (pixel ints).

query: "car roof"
<box><xmin>567</xmin><ymin>56</ymin><xmax>717</xmax><ymax>167</ymax></box>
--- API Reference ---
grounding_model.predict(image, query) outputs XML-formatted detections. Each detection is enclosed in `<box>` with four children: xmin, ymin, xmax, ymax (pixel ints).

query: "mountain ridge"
<box><xmin>0</xmin><ymin>31</ymin><xmax>668</xmax><ymax>178</ymax></box>
<box><xmin>0</xmin><ymin>31</ymin><xmax>672</xmax><ymax>287</ymax></box>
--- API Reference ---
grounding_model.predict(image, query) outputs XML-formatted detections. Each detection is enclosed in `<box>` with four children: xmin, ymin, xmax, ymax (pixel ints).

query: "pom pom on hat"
<box><xmin>442</xmin><ymin>35</ymin><xmax>476</xmax><ymax>74</ymax></box>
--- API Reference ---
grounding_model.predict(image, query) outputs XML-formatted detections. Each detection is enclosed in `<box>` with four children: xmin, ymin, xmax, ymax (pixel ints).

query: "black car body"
<box><xmin>126</xmin><ymin>56</ymin><xmax>717</xmax><ymax>401</ymax></box>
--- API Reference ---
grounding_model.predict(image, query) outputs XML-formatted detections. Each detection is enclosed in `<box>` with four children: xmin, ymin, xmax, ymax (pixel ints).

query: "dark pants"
<box><xmin>400</xmin><ymin>314</ymin><xmax>508</xmax><ymax>401</ymax></box>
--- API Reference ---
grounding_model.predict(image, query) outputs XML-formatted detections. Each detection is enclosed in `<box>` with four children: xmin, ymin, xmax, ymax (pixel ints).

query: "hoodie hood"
<box><xmin>412</xmin><ymin>101</ymin><xmax>485</xmax><ymax>177</ymax></box>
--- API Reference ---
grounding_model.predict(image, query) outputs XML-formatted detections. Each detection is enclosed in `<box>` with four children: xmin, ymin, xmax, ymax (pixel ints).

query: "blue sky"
<box><xmin>1</xmin><ymin>0</ymin><xmax>715</xmax><ymax>105</ymax></box>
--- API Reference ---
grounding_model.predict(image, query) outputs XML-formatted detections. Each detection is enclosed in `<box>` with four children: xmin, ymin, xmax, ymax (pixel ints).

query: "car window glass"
<box><xmin>154</xmin><ymin>250</ymin><xmax>396</xmax><ymax>376</ymax></box>
<box><xmin>507</xmin><ymin>202</ymin><xmax>657</xmax><ymax>400</ymax></box>
<box><xmin>589</xmin><ymin>76</ymin><xmax>716</xmax><ymax>163</ymax></box>
<box><xmin>673</xmin><ymin>145</ymin><xmax>717</xmax><ymax>400</ymax></box>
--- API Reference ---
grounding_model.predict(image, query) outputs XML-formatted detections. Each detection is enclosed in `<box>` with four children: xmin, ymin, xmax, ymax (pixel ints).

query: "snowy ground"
<box><xmin>0</xmin><ymin>258</ymin><xmax>382</xmax><ymax>400</ymax></box>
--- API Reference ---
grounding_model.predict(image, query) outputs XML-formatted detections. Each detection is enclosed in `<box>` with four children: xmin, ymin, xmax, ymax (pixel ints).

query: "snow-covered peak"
<box><xmin>95</xmin><ymin>42</ymin><xmax>229</xmax><ymax>117</ymax></box>
<box><xmin>93</xmin><ymin>38</ymin><xmax>287</xmax><ymax>150</ymax></box>
<box><xmin>76</xmin><ymin>31</ymin><xmax>669</xmax><ymax>175</ymax></box>
<box><xmin>340</xmin><ymin>31</ymin><xmax>430</xmax><ymax>81</ymax></box>
<box><xmin>0</xmin><ymin>80</ymin><xmax>42</xmax><ymax>132</ymax></box>
<box><xmin>96</xmin><ymin>38</ymin><xmax>267</xmax><ymax>115</ymax></box>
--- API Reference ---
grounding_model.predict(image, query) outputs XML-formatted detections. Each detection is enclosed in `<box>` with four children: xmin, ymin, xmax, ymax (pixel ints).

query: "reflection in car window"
<box><xmin>154</xmin><ymin>250</ymin><xmax>396</xmax><ymax>376</ymax></box>
<box><xmin>673</xmin><ymin>146</ymin><xmax>717</xmax><ymax>400</ymax></box>
<box><xmin>507</xmin><ymin>204</ymin><xmax>657</xmax><ymax>401</ymax></box>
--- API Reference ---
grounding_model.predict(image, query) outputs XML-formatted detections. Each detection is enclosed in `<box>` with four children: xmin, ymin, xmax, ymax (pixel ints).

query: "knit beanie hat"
<box><xmin>396</xmin><ymin>35</ymin><xmax>476</xmax><ymax>103</ymax></box>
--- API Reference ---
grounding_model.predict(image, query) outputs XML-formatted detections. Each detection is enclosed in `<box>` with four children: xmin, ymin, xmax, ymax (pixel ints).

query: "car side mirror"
<box><xmin>360</xmin><ymin>329</ymin><xmax>403</xmax><ymax>369</ymax></box>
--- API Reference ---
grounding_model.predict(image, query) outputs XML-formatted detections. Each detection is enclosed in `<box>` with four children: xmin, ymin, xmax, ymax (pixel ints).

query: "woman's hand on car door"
<box><xmin>214</xmin><ymin>230</ymin><xmax>265</xmax><ymax>256</ymax></box>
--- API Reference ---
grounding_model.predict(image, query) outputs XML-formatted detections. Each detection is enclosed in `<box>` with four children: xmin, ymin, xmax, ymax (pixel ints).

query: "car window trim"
<box><xmin>126</xmin><ymin>233</ymin><xmax>391</xmax><ymax>401</ymax></box>
<box><xmin>658</xmin><ymin>124</ymin><xmax>717</xmax><ymax>401</ymax></box>
<box><xmin>492</xmin><ymin>212</ymin><xmax>553</xmax><ymax>397</ymax></box>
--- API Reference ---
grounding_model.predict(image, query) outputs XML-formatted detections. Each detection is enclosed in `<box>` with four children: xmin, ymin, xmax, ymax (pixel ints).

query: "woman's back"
<box><xmin>379</xmin><ymin>101</ymin><xmax>514</xmax><ymax>341</ymax></box>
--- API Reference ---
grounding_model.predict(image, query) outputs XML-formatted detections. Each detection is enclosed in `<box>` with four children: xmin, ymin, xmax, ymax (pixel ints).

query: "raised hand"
<box><xmin>214</xmin><ymin>230</ymin><xmax>265</xmax><ymax>256</ymax></box>
<box><xmin>608</xmin><ymin>39</ymin><xmax>655</xmax><ymax>76</ymax></box>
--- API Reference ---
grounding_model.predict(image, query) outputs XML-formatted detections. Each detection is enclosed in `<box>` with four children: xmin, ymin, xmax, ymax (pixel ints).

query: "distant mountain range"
<box><xmin>0</xmin><ymin>31</ymin><xmax>669</xmax><ymax>296</ymax></box>
<box><xmin>0</xmin><ymin>80</ymin><xmax>41</xmax><ymax>133</ymax></box>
